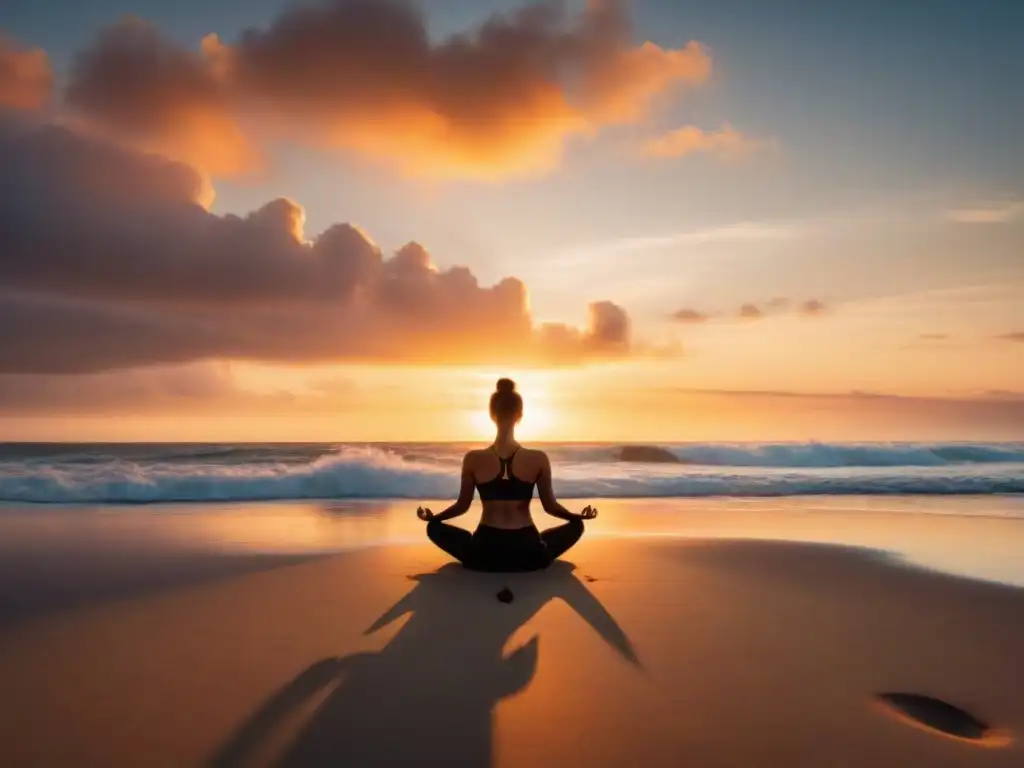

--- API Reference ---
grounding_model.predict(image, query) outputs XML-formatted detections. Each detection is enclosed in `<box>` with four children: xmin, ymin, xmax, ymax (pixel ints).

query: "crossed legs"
<box><xmin>539</xmin><ymin>518</ymin><xmax>584</xmax><ymax>561</ymax></box>
<box><xmin>426</xmin><ymin>520</ymin><xmax>474</xmax><ymax>564</ymax></box>
<box><xmin>426</xmin><ymin>518</ymin><xmax>584</xmax><ymax>571</ymax></box>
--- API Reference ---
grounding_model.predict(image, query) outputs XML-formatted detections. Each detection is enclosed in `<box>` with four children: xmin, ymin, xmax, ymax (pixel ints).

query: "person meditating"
<box><xmin>418</xmin><ymin>378</ymin><xmax>597</xmax><ymax>572</ymax></box>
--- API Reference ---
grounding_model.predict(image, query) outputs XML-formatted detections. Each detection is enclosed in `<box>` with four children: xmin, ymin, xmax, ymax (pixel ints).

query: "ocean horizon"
<box><xmin>3</xmin><ymin>440</ymin><xmax>1022</xmax><ymax>506</ymax></box>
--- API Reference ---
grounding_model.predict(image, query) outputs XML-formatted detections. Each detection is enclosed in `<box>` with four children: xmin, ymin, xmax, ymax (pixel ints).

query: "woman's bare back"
<box><xmin>468</xmin><ymin>446</ymin><xmax>545</xmax><ymax>529</ymax></box>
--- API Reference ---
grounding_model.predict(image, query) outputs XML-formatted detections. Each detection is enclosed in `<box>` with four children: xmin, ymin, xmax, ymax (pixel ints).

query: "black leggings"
<box><xmin>427</xmin><ymin>519</ymin><xmax>584</xmax><ymax>572</ymax></box>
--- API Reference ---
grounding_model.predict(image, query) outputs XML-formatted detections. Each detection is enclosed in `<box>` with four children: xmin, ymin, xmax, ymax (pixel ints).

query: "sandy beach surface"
<box><xmin>1</xmin><ymin>499</ymin><xmax>1023</xmax><ymax>767</ymax></box>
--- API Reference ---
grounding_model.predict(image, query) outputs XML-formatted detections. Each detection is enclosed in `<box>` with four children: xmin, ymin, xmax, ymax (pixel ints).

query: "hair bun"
<box><xmin>496</xmin><ymin>378</ymin><xmax>516</xmax><ymax>394</ymax></box>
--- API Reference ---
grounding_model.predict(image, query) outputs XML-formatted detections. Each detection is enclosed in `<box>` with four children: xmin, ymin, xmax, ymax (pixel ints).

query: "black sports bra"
<box><xmin>476</xmin><ymin>448</ymin><xmax>536</xmax><ymax>502</ymax></box>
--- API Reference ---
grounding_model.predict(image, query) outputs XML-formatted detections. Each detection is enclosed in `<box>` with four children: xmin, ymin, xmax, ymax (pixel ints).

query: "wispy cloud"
<box><xmin>900</xmin><ymin>332</ymin><xmax>958</xmax><ymax>351</ymax></box>
<box><xmin>839</xmin><ymin>281</ymin><xmax>1024</xmax><ymax>318</ymax></box>
<box><xmin>946</xmin><ymin>199</ymin><xmax>1024</xmax><ymax>224</ymax></box>
<box><xmin>550</xmin><ymin>221</ymin><xmax>798</xmax><ymax>262</ymax></box>
<box><xmin>663</xmin><ymin>387</ymin><xmax>1023</xmax><ymax>403</ymax></box>
<box><xmin>669</xmin><ymin>308</ymin><xmax>707</xmax><ymax>323</ymax></box>
<box><xmin>669</xmin><ymin>298</ymin><xmax>830</xmax><ymax>324</ymax></box>
<box><xmin>740</xmin><ymin>299</ymin><xmax>829</xmax><ymax>321</ymax></box>
<box><xmin>997</xmin><ymin>332</ymin><xmax>1024</xmax><ymax>342</ymax></box>
<box><xmin>640</xmin><ymin>123</ymin><xmax>765</xmax><ymax>161</ymax></box>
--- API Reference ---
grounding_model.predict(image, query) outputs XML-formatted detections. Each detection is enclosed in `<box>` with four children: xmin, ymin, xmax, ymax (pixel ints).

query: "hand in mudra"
<box><xmin>579</xmin><ymin>505</ymin><xmax>598</xmax><ymax>520</ymax></box>
<box><xmin>416</xmin><ymin>506</ymin><xmax>434</xmax><ymax>521</ymax></box>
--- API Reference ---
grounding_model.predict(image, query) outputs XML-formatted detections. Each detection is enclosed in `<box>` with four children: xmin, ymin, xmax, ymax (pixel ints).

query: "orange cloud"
<box><xmin>0</xmin><ymin>34</ymin><xmax>52</xmax><ymax>110</ymax></box>
<box><xmin>63</xmin><ymin>0</ymin><xmax>712</xmax><ymax>179</ymax></box>
<box><xmin>580</xmin><ymin>40</ymin><xmax>711</xmax><ymax>123</ymax></box>
<box><xmin>0</xmin><ymin>115</ymin><xmax>652</xmax><ymax>373</ymax></box>
<box><xmin>65</xmin><ymin>19</ymin><xmax>257</xmax><ymax>176</ymax></box>
<box><xmin>642</xmin><ymin>123</ymin><xmax>760</xmax><ymax>160</ymax></box>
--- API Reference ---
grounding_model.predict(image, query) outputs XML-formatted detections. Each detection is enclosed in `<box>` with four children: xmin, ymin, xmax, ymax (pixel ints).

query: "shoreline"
<box><xmin>2</xmin><ymin>490</ymin><xmax>1023</xmax><ymax>504</ymax></box>
<box><xmin>3</xmin><ymin>496</ymin><xmax>1024</xmax><ymax>590</ymax></box>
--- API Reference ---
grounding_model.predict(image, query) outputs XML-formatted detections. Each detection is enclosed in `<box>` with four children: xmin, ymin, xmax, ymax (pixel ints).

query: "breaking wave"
<box><xmin>1</xmin><ymin>443</ymin><xmax>1021</xmax><ymax>504</ymax></box>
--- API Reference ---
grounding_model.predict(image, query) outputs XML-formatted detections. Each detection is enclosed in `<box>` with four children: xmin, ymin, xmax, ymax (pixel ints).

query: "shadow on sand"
<box><xmin>0</xmin><ymin>550</ymin><xmax>330</xmax><ymax>631</ymax></box>
<box><xmin>211</xmin><ymin>561</ymin><xmax>639</xmax><ymax>767</ymax></box>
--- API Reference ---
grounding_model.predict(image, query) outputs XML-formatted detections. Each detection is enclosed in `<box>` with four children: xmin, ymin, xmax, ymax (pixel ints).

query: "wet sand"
<box><xmin>0</xmin><ymin>518</ymin><xmax>1022</xmax><ymax>767</ymax></box>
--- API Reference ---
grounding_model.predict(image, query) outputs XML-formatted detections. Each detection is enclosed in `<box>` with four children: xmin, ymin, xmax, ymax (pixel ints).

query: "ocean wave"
<box><xmin>643</xmin><ymin>442</ymin><xmax>1024</xmax><ymax>468</ymax></box>
<box><xmin>1</xmin><ymin>446</ymin><xmax>1021</xmax><ymax>504</ymax></box>
<box><xmin>471</xmin><ymin>442</ymin><xmax>1024</xmax><ymax>468</ymax></box>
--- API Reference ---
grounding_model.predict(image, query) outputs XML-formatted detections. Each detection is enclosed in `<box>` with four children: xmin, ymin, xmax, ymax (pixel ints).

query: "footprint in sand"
<box><xmin>873</xmin><ymin>692</ymin><xmax>1013</xmax><ymax>747</ymax></box>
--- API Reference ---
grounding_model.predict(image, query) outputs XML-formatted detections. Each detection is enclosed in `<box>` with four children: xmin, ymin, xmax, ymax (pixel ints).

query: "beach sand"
<box><xmin>1</xmin><ymin>518</ymin><xmax>1022</xmax><ymax>767</ymax></box>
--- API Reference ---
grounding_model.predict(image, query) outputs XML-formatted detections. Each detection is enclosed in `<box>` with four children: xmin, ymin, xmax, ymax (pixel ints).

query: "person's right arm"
<box><xmin>537</xmin><ymin>452</ymin><xmax>592</xmax><ymax>521</ymax></box>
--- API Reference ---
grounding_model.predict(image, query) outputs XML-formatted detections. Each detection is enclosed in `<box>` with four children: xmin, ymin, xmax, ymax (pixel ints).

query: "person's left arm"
<box><xmin>419</xmin><ymin>453</ymin><xmax>475</xmax><ymax>522</ymax></box>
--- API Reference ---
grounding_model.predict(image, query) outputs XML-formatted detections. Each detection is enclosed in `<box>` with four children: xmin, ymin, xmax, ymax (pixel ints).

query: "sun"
<box><xmin>465</xmin><ymin>371</ymin><xmax>558</xmax><ymax>442</ymax></box>
<box><xmin>467</xmin><ymin>399</ymin><xmax>555</xmax><ymax>442</ymax></box>
<box><xmin>518</xmin><ymin>399</ymin><xmax>556</xmax><ymax>442</ymax></box>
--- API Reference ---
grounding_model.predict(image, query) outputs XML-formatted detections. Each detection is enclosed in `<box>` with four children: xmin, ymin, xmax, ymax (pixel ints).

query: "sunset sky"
<box><xmin>1</xmin><ymin>0</ymin><xmax>1022</xmax><ymax>441</ymax></box>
